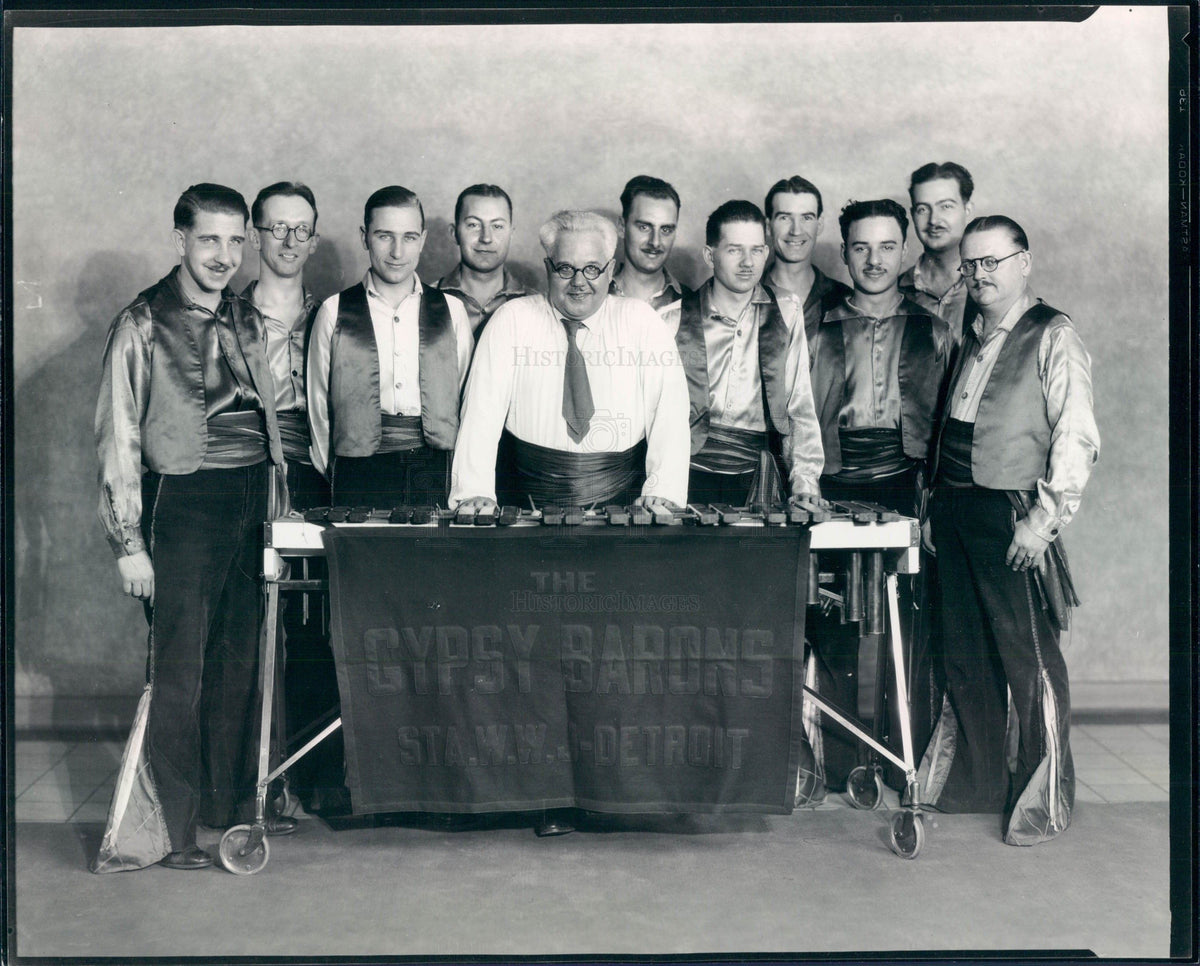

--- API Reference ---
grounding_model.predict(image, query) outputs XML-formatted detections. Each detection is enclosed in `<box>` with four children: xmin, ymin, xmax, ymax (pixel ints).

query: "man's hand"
<box><xmin>1005</xmin><ymin>517</ymin><xmax>1051</xmax><ymax>573</ymax></box>
<box><xmin>456</xmin><ymin>496</ymin><xmax>498</xmax><ymax>512</ymax></box>
<box><xmin>117</xmin><ymin>550</ymin><xmax>155</xmax><ymax>603</ymax></box>
<box><xmin>636</xmin><ymin>495</ymin><xmax>681</xmax><ymax>511</ymax></box>
<box><xmin>789</xmin><ymin>482</ymin><xmax>822</xmax><ymax>505</ymax></box>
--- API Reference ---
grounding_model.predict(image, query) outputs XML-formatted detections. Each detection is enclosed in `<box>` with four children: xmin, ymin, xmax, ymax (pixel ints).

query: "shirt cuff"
<box><xmin>107</xmin><ymin>527</ymin><xmax>146</xmax><ymax>559</ymax></box>
<box><xmin>791</xmin><ymin>475</ymin><xmax>821</xmax><ymax>498</ymax></box>
<box><xmin>1023</xmin><ymin>503</ymin><xmax>1063</xmax><ymax>542</ymax></box>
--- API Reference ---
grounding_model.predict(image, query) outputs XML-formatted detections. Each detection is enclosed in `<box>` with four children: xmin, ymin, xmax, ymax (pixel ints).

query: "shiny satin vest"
<box><xmin>810</xmin><ymin>301</ymin><xmax>942</xmax><ymax>475</ymax></box>
<box><xmin>936</xmin><ymin>301</ymin><xmax>1065</xmax><ymax>491</ymax></box>
<box><xmin>328</xmin><ymin>282</ymin><xmax>460</xmax><ymax>455</ymax></box>
<box><xmin>137</xmin><ymin>275</ymin><xmax>282</xmax><ymax>472</ymax></box>
<box><xmin>675</xmin><ymin>287</ymin><xmax>790</xmax><ymax>456</ymax></box>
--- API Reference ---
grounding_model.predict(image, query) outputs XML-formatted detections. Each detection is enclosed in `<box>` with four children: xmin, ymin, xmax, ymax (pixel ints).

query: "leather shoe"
<box><xmin>158</xmin><ymin>846</ymin><xmax>213</xmax><ymax>870</ymax></box>
<box><xmin>534</xmin><ymin>809</ymin><xmax>576</xmax><ymax>837</ymax></box>
<box><xmin>264</xmin><ymin>815</ymin><xmax>298</xmax><ymax>836</ymax></box>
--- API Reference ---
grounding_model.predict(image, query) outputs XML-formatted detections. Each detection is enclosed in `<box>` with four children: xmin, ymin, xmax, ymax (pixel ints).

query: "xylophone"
<box><xmin>218</xmin><ymin>499</ymin><xmax>925</xmax><ymax>874</ymax></box>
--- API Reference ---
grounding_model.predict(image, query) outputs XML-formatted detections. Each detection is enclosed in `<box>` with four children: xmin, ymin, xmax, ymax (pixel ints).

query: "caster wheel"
<box><xmin>219</xmin><ymin>824</ymin><xmax>270</xmax><ymax>875</ymax></box>
<box><xmin>846</xmin><ymin>765</ymin><xmax>883</xmax><ymax>810</ymax></box>
<box><xmin>889</xmin><ymin>811</ymin><xmax>925</xmax><ymax>859</ymax></box>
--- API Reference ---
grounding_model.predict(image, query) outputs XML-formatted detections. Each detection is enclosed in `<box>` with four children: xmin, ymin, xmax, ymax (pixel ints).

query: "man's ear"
<box><xmin>702</xmin><ymin>245</ymin><xmax>714</xmax><ymax>270</ymax></box>
<box><xmin>250</xmin><ymin>227</ymin><xmax>262</xmax><ymax>253</ymax></box>
<box><xmin>360</xmin><ymin>225</ymin><xmax>368</xmax><ymax>251</ymax></box>
<box><xmin>840</xmin><ymin>243</ymin><xmax>848</xmax><ymax>266</ymax></box>
<box><xmin>172</xmin><ymin>228</ymin><xmax>186</xmax><ymax>257</ymax></box>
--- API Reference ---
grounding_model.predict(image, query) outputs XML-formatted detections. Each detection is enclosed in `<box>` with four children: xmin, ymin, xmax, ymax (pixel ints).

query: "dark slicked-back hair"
<box><xmin>764</xmin><ymin>176</ymin><xmax>824</xmax><ymax>219</ymax></box>
<box><xmin>173</xmin><ymin>183</ymin><xmax>249</xmax><ymax>230</ymax></box>
<box><xmin>838</xmin><ymin>199</ymin><xmax>908</xmax><ymax>243</ymax></box>
<box><xmin>251</xmin><ymin>181</ymin><xmax>318</xmax><ymax>229</ymax></box>
<box><xmin>963</xmin><ymin>215</ymin><xmax>1029</xmax><ymax>251</ymax></box>
<box><xmin>619</xmin><ymin>175</ymin><xmax>681</xmax><ymax>220</ymax></box>
<box><xmin>454</xmin><ymin>184</ymin><xmax>513</xmax><ymax>225</ymax></box>
<box><xmin>908</xmin><ymin>161</ymin><xmax>975</xmax><ymax>204</ymax></box>
<box><xmin>364</xmin><ymin>185</ymin><xmax>425</xmax><ymax>231</ymax></box>
<box><xmin>705</xmin><ymin>199</ymin><xmax>767</xmax><ymax>247</ymax></box>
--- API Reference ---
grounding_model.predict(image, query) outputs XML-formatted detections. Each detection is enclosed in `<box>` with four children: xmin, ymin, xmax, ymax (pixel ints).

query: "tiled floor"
<box><xmin>13</xmin><ymin>722</ymin><xmax>1171</xmax><ymax>823</ymax></box>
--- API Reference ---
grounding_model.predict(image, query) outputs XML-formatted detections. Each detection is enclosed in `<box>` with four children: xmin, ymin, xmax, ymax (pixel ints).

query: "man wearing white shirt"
<box><xmin>451</xmin><ymin>208</ymin><xmax>689</xmax><ymax>513</ymax></box>
<box><xmin>307</xmin><ymin>185</ymin><xmax>473</xmax><ymax>507</ymax></box>
<box><xmin>674</xmin><ymin>199</ymin><xmax>824</xmax><ymax>507</ymax></box>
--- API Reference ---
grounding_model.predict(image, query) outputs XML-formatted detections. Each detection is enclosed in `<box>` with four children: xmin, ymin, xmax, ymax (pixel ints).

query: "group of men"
<box><xmin>95</xmin><ymin>161</ymin><xmax>1099</xmax><ymax>869</ymax></box>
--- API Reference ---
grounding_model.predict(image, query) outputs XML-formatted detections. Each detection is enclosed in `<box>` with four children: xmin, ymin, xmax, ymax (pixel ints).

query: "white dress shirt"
<box><xmin>449</xmin><ymin>293</ymin><xmax>691</xmax><ymax>507</ymax></box>
<box><xmin>307</xmin><ymin>271</ymin><xmax>473</xmax><ymax>475</ymax></box>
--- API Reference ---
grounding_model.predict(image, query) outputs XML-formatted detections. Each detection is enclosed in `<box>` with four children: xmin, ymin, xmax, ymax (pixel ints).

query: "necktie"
<box><xmin>561</xmin><ymin>318</ymin><xmax>595</xmax><ymax>443</ymax></box>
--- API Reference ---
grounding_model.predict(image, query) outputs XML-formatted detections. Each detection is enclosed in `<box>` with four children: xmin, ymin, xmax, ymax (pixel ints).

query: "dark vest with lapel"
<box><xmin>810</xmin><ymin>296</ymin><xmax>947</xmax><ymax>475</ymax></box>
<box><xmin>933</xmin><ymin>300</ymin><xmax>1067</xmax><ymax>490</ymax></box>
<box><xmin>328</xmin><ymin>281</ymin><xmax>460</xmax><ymax>454</ymax></box>
<box><xmin>675</xmin><ymin>286</ymin><xmax>791</xmax><ymax>456</ymax></box>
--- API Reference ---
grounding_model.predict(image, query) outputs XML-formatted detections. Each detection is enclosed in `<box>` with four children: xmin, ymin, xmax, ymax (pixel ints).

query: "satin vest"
<box><xmin>328</xmin><ymin>282</ymin><xmax>460</xmax><ymax>455</ymax></box>
<box><xmin>675</xmin><ymin>286</ymin><xmax>790</xmax><ymax>456</ymax></box>
<box><xmin>810</xmin><ymin>296</ymin><xmax>947</xmax><ymax>476</ymax></box>
<box><xmin>933</xmin><ymin>301</ymin><xmax>1066</xmax><ymax>490</ymax></box>
<box><xmin>137</xmin><ymin>273</ymin><xmax>282</xmax><ymax>473</ymax></box>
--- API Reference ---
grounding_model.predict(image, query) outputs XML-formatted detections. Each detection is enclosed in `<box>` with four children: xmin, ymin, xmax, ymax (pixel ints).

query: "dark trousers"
<box><xmin>285</xmin><ymin>457</ymin><xmax>330</xmax><ymax>511</ymax></box>
<box><xmin>930</xmin><ymin>486</ymin><xmax>1073</xmax><ymax>813</ymax></box>
<box><xmin>687</xmin><ymin>468</ymin><xmax>757</xmax><ymax>507</ymax></box>
<box><xmin>331</xmin><ymin>447</ymin><xmax>450</xmax><ymax>508</ymax></box>
<box><xmin>808</xmin><ymin>467</ymin><xmax>931</xmax><ymax>790</ymax></box>
<box><xmin>141</xmin><ymin>462</ymin><xmax>268</xmax><ymax>849</ymax></box>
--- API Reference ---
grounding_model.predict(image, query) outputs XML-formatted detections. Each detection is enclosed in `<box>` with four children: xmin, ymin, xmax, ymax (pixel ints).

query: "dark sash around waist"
<box><xmin>378</xmin><ymin>414</ymin><xmax>426</xmax><ymax>454</ymax></box>
<box><xmin>276</xmin><ymin>410</ymin><xmax>312</xmax><ymax>464</ymax></box>
<box><xmin>938</xmin><ymin>417</ymin><xmax>975</xmax><ymax>487</ymax></box>
<box><xmin>509</xmin><ymin>431</ymin><xmax>647</xmax><ymax>507</ymax></box>
<box><xmin>200</xmin><ymin>411</ymin><xmax>270</xmax><ymax>470</ymax></box>
<box><xmin>828</xmin><ymin>427</ymin><xmax>909</xmax><ymax>484</ymax></box>
<box><xmin>691</xmin><ymin>423</ymin><xmax>768</xmax><ymax>476</ymax></box>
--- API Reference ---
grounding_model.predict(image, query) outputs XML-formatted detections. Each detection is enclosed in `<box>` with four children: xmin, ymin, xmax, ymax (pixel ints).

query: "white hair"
<box><xmin>538</xmin><ymin>209</ymin><xmax>619</xmax><ymax>259</ymax></box>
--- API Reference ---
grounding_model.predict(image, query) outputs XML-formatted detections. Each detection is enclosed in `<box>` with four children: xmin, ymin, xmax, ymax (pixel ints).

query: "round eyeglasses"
<box><xmin>256</xmin><ymin>223</ymin><xmax>315</xmax><ymax>243</ymax></box>
<box><xmin>959</xmin><ymin>250</ymin><xmax>1026</xmax><ymax>277</ymax></box>
<box><xmin>545</xmin><ymin>257</ymin><xmax>613</xmax><ymax>281</ymax></box>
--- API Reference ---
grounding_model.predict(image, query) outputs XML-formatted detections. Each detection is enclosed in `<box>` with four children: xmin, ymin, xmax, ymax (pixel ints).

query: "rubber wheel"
<box><xmin>219</xmin><ymin>824</ymin><xmax>270</xmax><ymax>875</ymax></box>
<box><xmin>846</xmin><ymin>765</ymin><xmax>883</xmax><ymax>811</ymax></box>
<box><xmin>889</xmin><ymin>810</ymin><xmax>925</xmax><ymax>859</ymax></box>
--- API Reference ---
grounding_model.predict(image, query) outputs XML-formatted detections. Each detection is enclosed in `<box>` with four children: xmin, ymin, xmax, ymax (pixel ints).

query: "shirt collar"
<box><xmin>610</xmin><ymin>263</ymin><xmax>684</xmax><ymax>301</ymax></box>
<box><xmin>241</xmin><ymin>278</ymin><xmax>317</xmax><ymax>325</ymax></box>
<box><xmin>167</xmin><ymin>266</ymin><xmax>236</xmax><ymax>314</ymax></box>
<box><xmin>971</xmin><ymin>289</ymin><xmax>1035</xmax><ymax>342</ymax></box>
<box><xmin>700</xmin><ymin>278</ymin><xmax>770</xmax><ymax>321</ymax></box>
<box><xmin>364</xmin><ymin>269</ymin><xmax>421</xmax><ymax>304</ymax></box>
<box><xmin>823</xmin><ymin>289</ymin><xmax>923</xmax><ymax>324</ymax></box>
<box><xmin>544</xmin><ymin>292</ymin><xmax>610</xmax><ymax>330</ymax></box>
<box><xmin>439</xmin><ymin>263</ymin><xmax>526</xmax><ymax>299</ymax></box>
<box><xmin>905</xmin><ymin>255</ymin><xmax>967</xmax><ymax>298</ymax></box>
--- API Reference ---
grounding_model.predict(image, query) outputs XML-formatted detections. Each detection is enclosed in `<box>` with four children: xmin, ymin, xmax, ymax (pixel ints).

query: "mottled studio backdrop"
<box><xmin>11</xmin><ymin>10</ymin><xmax>1170</xmax><ymax>714</ymax></box>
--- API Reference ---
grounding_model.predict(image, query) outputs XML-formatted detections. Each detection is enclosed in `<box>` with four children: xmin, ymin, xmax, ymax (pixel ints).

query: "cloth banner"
<box><xmin>324</xmin><ymin>525</ymin><xmax>809</xmax><ymax>815</ymax></box>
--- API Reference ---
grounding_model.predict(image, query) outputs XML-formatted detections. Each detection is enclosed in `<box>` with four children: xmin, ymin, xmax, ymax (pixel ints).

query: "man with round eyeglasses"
<box><xmin>451</xmin><ymin>208</ymin><xmax>689</xmax><ymax>518</ymax></box>
<box><xmin>920</xmin><ymin>215</ymin><xmax>1100</xmax><ymax>845</ymax></box>
<box><xmin>449</xmin><ymin>209</ymin><xmax>689</xmax><ymax>837</ymax></box>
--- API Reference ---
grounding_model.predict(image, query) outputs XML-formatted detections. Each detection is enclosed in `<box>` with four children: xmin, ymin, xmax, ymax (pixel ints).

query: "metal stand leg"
<box><xmin>217</xmin><ymin>580</ymin><xmax>276</xmax><ymax>875</ymax></box>
<box><xmin>885</xmin><ymin>573</ymin><xmax>925</xmax><ymax>859</ymax></box>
